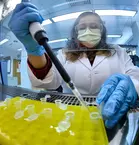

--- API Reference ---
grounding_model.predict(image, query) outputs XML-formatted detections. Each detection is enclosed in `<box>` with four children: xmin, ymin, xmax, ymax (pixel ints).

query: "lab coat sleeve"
<box><xmin>28</xmin><ymin>50</ymin><xmax>66</xmax><ymax>90</ymax></box>
<box><xmin>118</xmin><ymin>47</ymin><xmax>139</xmax><ymax>96</ymax></box>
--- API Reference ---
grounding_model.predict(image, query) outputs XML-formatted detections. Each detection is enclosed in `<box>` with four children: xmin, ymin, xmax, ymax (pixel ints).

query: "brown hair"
<box><xmin>64</xmin><ymin>12</ymin><xmax>112</xmax><ymax>62</ymax></box>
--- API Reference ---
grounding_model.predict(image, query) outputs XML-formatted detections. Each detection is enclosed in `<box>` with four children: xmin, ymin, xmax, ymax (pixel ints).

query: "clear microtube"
<box><xmin>14</xmin><ymin>110</ymin><xmax>24</xmax><ymax>119</ymax></box>
<box><xmin>55</xmin><ymin>100</ymin><xmax>67</xmax><ymax>110</ymax></box>
<box><xmin>59</xmin><ymin>120</ymin><xmax>71</xmax><ymax>130</ymax></box>
<box><xmin>56</xmin><ymin>120</ymin><xmax>71</xmax><ymax>133</ymax></box>
<box><xmin>14</xmin><ymin>101</ymin><xmax>22</xmax><ymax>110</ymax></box>
<box><xmin>24</xmin><ymin>105</ymin><xmax>39</xmax><ymax>121</ymax></box>
<box><xmin>65</xmin><ymin>111</ymin><xmax>75</xmax><ymax>121</ymax></box>
<box><xmin>20</xmin><ymin>97</ymin><xmax>26</xmax><ymax>102</ymax></box>
<box><xmin>4</xmin><ymin>98</ymin><xmax>11</xmax><ymax>107</ymax></box>
<box><xmin>59</xmin><ymin>103</ymin><xmax>67</xmax><ymax>110</ymax></box>
<box><xmin>90</xmin><ymin>112</ymin><xmax>101</xmax><ymax>120</ymax></box>
<box><xmin>55</xmin><ymin>99</ymin><xmax>62</xmax><ymax>107</ymax></box>
<box><xmin>55</xmin><ymin>112</ymin><xmax>74</xmax><ymax>133</ymax></box>
<box><xmin>41</xmin><ymin>108</ymin><xmax>52</xmax><ymax>119</ymax></box>
<box><xmin>40</xmin><ymin>97</ymin><xmax>46</xmax><ymax>104</ymax></box>
<box><xmin>14</xmin><ymin>100</ymin><xmax>24</xmax><ymax>119</ymax></box>
<box><xmin>25</xmin><ymin>105</ymin><xmax>35</xmax><ymax>115</ymax></box>
<box><xmin>24</xmin><ymin>113</ymin><xmax>39</xmax><ymax>122</ymax></box>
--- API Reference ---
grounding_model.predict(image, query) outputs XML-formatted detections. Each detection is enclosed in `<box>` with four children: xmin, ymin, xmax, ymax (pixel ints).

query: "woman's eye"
<box><xmin>77</xmin><ymin>24</ymin><xmax>86</xmax><ymax>30</ymax></box>
<box><xmin>79</xmin><ymin>26</ymin><xmax>86</xmax><ymax>30</ymax></box>
<box><xmin>90</xmin><ymin>24</ymin><xmax>98</xmax><ymax>29</ymax></box>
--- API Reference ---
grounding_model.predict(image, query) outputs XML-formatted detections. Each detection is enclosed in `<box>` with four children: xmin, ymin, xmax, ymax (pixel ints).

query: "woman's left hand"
<box><xmin>96</xmin><ymin>74</ymin><xmax>138</xmax><ymax>128</ymax></box>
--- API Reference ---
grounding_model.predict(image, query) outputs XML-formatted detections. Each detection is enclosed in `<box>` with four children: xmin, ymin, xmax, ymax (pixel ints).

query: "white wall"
<box><xmin>0</xmin><ymin>1</ymin><xmax>4</xmax><ymax>20</ymax></box>
<box><xmin>20</xmin><ymin>48</ymin><xmax>31</xmax><ymax>89</ymax></box>
<box><xmin>129</xmin><ymin>22</ymin><xmax>139</xmax><ymax>56</ymax></box>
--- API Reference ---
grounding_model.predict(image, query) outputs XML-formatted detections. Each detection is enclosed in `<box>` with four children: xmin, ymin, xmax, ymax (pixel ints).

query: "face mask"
<box><xmin>77</xmin><ymin>28</ymin><xmax>101</xmax><ymax>48</ymax></box>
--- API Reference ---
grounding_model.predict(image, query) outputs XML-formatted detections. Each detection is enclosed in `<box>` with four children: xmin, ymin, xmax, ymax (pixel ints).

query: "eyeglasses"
<box><xmin>75</xmin><ymin>23</ymin><xmax>103</xmax><ymax>34</ymax></box>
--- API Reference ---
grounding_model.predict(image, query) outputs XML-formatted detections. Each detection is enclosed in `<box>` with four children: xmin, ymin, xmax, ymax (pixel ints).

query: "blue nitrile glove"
<box><xmin>8</xmin><ymin>2</ymin><xmax>45</xmax><ymax>56</ymax></box>
<box><xmin>96</xmin><ymin>74</ymin><xmax>138</xmax><ymax>129</ymax></box>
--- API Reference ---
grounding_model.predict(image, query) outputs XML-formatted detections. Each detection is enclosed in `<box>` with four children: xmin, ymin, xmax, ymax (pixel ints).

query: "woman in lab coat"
<box><xmin>9</xmin><ymin>2</ymin><xmax>139</xmax><ymax>128</ymax></box>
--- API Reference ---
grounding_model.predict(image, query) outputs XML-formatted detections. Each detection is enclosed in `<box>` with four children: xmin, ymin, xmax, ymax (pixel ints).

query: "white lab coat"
<box><xmin>28</xmin><ymin>45</ymin><xmax>139</xmax><ymax>95</ymax></box>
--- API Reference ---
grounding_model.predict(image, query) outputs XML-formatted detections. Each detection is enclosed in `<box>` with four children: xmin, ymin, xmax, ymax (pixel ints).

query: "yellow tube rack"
<box><xmin>0</xmin><ymin>97</ymin><xmax>108</xmax><ymax>145</ymax></box>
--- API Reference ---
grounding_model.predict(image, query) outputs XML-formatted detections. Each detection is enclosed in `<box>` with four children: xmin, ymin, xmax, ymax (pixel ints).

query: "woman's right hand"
<box><xmin>8</xmin><ymin>2</ymin><xmax>45</xmax><ymax>56</ymax></box>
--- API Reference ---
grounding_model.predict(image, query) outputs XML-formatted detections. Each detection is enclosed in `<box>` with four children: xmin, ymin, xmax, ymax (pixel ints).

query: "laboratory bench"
<box><xmin>0</xmin><ymin>84</ymin><xmax>139</xmax><ymax>145</ymax></box>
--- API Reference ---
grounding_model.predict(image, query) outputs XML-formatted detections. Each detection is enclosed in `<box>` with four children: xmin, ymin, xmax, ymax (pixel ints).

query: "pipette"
<box><xmin>21</xmin><ymin>0</ymin><xmax>90</xmax><ymax>112</ymax></box>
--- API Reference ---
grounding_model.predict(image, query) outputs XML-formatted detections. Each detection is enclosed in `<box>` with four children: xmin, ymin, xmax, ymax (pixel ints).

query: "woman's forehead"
<box><xmin>79</xmin><ymin>15</ymin><xmax>100</xmax><ymax>24</ymax></box>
